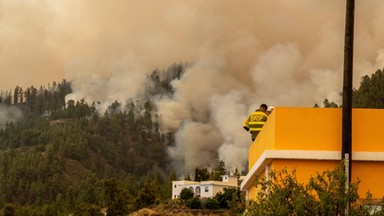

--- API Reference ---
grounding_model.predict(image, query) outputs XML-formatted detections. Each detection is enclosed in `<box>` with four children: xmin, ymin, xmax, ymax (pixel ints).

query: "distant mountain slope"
<box><xmin>0</xmin><ymin>64</ymin><xmax>187</xmax><ymax>214</ymax></box>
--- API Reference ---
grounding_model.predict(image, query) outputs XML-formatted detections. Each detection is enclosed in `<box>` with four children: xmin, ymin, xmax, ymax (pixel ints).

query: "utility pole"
<box><xmin>342</xmin><ymin>0</ymin><xmax>355</xmax><ymax>182</ymax></box>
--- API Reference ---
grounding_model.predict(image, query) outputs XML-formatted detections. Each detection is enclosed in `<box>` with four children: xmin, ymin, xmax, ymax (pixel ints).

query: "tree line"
<box><xmin>316</xmin><ymin>68</ymin><xmax>384</xmax><ymax>108</ymax></box>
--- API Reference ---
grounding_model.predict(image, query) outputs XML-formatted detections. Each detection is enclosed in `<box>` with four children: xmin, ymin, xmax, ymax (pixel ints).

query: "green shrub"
<box><xmin>186</xmin><ymin>197</ymin><xmax>201</xmax><ymax>209</ymax></box>
<box><xmin>215</xmin><ymin>187</ymin><xmax>243</xmax><ymax>209</ymax></box>
<box><xmin>3</xmin><ymin>204</ymin><xmax>16</xmax><ymax>216</ymax></box>
<box><xmin>180</xmin><ymin>188</ymin><xmax>194</xmax><ymax>201</ymax></box>
<box><xmin>203</xmin><ymin>198</ymin><xmax>219</xmax><ymax>210</ymax></box>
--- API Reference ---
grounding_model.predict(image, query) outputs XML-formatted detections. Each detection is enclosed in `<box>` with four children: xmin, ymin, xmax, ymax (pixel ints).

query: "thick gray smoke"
<box><xmin>2</xmin><ymin>0</ymin><xmax>384</xmax><ymax>174</ymax></box>
<box><xmin>0</xmin><ymin>105</ymin><xmax>23</xmax><ymax>128</ymax></box>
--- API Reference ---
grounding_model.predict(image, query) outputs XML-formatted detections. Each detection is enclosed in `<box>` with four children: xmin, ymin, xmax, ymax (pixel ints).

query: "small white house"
<box><xmin>172</xmin><ymin>175</ymin><xmax>239</xmax><ymax>199</ymax></box>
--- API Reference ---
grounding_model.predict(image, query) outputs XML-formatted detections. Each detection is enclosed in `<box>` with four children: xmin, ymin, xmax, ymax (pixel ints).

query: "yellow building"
<box><xmin>240</xmin><ymin>107</ymin><xmax>384</xmax><ymax>201</ymax></box>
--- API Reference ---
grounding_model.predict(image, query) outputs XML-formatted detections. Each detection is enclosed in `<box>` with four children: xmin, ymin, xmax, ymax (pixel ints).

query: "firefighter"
<box><xmin>243</xmin><ymin>104</ymin><xmax>268</xmax><ymax>141</ymax></box>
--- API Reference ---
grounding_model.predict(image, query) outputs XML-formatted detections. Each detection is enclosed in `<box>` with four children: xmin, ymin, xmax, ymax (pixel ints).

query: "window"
<box><xmin>195</xmin><ymin>186</ymin><xmax>201</xmax><ymax>194</ymax></box>
<box><xmin>205</xmin><ymin>186</ymin><xmax>209</xmax><ymax>192</ymax></box>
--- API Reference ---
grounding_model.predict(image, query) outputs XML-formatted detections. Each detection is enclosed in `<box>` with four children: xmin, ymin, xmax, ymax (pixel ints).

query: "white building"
<box><xmin>172</xmin><ymin>175</ymin><xmax>239</xmax><ymax>199</ymax></box>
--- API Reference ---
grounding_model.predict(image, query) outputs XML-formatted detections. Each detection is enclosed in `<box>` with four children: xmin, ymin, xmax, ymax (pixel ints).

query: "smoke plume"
<box><xmin>2</xmin><ymin>0</ymin><xmax>384</xmax><ymax>174</ymax></box>
<box><xmin>0</xmin><ymin>105</ymin><xmax>23</xmax><ymax>128</ymax></box>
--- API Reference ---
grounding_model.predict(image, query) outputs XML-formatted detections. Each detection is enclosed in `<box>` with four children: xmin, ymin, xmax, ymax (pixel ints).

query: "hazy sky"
<box><xmin>2</xmin><ymin>0</ymin><xmax>384</xmax><ymax>173</ymax></box>
<box><xmin>2</xmin><ymin>1</ymin><xmax>384</xmax><ymax>100</ymax></box>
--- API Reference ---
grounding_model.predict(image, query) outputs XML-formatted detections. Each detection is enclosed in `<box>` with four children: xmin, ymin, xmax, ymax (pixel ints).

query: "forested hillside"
<box><xmin>0</xmin><ymin>64</ymin><xmax>187</xmax><ymax>215</ymax></box>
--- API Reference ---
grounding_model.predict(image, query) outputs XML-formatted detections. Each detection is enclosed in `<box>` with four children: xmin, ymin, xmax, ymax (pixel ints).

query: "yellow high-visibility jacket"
<box><xmin>243</xmin><ymin>110</ymin><xmax>268</xmax><ymax>133</ymax></box>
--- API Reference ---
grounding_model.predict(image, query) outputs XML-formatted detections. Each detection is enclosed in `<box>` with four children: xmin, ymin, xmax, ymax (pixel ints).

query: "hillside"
<box><xmin>0</xmin><ymin>65</ymin><xmax>185</xmax><ymax>215</ymax></box>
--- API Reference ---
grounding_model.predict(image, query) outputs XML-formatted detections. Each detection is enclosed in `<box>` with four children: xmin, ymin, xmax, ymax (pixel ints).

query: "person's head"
<box><xmin>259</xmin><ymin>104</ymin><xmax>268</xmax><ymax>112</ymax></box>
<box><xmin>267</xmin><ymin>106</ymin><xmax>275</xmax><ymax>115</ymax></box>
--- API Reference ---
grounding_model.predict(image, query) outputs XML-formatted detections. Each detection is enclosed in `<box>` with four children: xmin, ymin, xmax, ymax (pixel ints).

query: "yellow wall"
<box><xmin>246</xmin><ymin>170</ymin><xmax>265</xmax><ymax>200</ymax></box>
<box><xmin>271</xmin><ymin>160</ymin><xmax>384</xmax><ymax>199</ymax></box>
<box><xmin>352</xmin><ymin>109</ymin><xmax>384</xmax><ymax>152</ymax></box>
<box><xmin>248</xmin><ymin>111</ymin><xmax>276</xmax><ymax>167</ymax></box>
<box><xmin>248</xmin><ymin>107</ymin><xmax>342</xmax><ymax>170</ymax></box>
<box><xmin>245</xmin><ymin>107</ymin><xmax>384</xmax><ymax>200</ymax></box>
<box><xmin>353</xmin><ymin>162</ymin><xmax>384</xmax><ymax>198</ymax></box>
<box><xmin>274</xmin><ymin>108</ymin><xmax>341</xmax><ymax>151</ymax></box>
<box><xmin>271</xmin><ymin>159</ymin><xmax>338</xmax><ymax>183</ymax></box>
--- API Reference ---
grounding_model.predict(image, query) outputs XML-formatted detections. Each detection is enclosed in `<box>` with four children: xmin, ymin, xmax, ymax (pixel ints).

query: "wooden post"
<box><xmin>342</xmin><ymin>0</ymin><xmax>354</xmax><ymax>182</ymax></box>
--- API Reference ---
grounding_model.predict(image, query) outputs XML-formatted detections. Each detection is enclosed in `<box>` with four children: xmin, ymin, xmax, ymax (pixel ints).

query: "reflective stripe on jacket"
<box><xmin>243</xmin><ymin>110</ymin><xmax>268</xmax><ymax>132</ymax></box>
